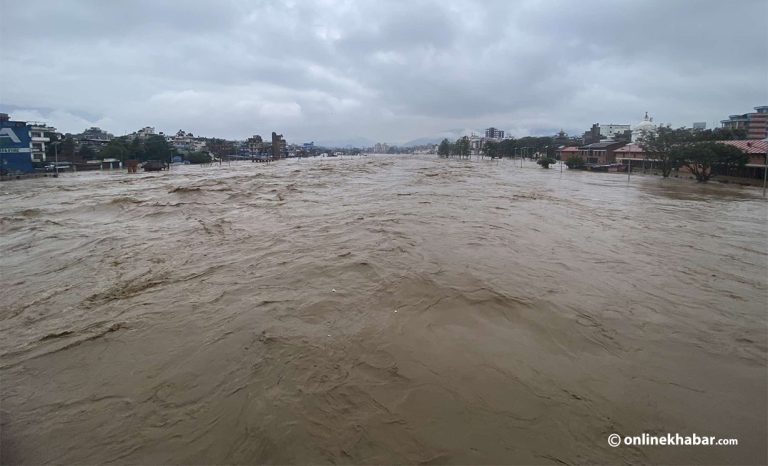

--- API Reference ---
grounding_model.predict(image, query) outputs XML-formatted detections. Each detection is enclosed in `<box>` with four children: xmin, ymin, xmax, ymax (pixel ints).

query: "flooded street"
<box><xmin>1</xmin><ymin>155</ymin><xmax>766</xmax><ymax>464</ymax></box>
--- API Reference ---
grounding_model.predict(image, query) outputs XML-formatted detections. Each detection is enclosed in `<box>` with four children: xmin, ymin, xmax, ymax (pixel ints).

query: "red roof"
<box><xmin>559</xmin><ymin>146</ymin><xmax>580</xmax><ymax>153</ymax></box>
<box><xmin>614</xmin><ymin>140</ymin><xmax>767</xmax><ymax>154</ymax></box>
<box><xmin>716</xmin><ymin>140</ymin><xmax>767</xmax><ymax>154</ymax></box>
<box><xmin>615</xmin><ymin>143</ymin><xmax>645</xmax><ymax>153</ymax></box>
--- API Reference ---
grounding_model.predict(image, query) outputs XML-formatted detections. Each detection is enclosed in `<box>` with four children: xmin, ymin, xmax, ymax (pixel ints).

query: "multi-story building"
<box><xmin>28</xmin><ymin>122</ymin><xmax>58</xmax><ymax>162</ymax></box>
<box><xmin>246</xmin><ymin>134</ymin><xmax>264</xmax><ymax>155</ymax></box>
<box><xmin>169</xmin><ymin>130</ymin><xmax>206</xmax><ymax>153</ymax></box>
<box><xmin>1</xmin><ymin>113</ymin><xmax>34</xmax><ymax>173</ymax></box>
<box><xmin>271</xmin><ymin>132</ymin><xmax>286</xmax><ymax>159</ymax></box>
<box><xmin>721</xmin><ymin>106</ymin><xmax>768</xmax><ymax>139</ymax></box>
<box><xmin>374</xmin><ymin>142</ymin><xmax>390</xmax><ymax>153</ymax></box>
<box><xmin>578</xmin><ymin>140</ymin><xmax>627</xmax><ymax>165</ymax></box>
<box><xmin>583</xmin><ymin>123</ymin><xmax>632</xmax><ymax>144</ymax></box>
<box><xmin>132</xmin><ymin>126</ymin><xmax>156</xmax><ymax>139</ymax></box>
<box><xmin>484</xmin><ymin>127</ymin><xmax>505</xmax><ymax>139</ymax></box>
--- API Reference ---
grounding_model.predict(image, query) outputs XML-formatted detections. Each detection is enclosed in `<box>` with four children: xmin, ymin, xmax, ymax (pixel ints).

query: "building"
<box><xmin>374</xmin><ymin>143</ymin><xmax>390</xmax><ymax>153</ymax></box>
<box><xmin>557</xmin><ymin>146</ymin><xmax>581</xmax><ymax>160</ymax></box>
<box><xmin>246</xmin><ymin>134</ymin><xmax>264</xmax><ymax>155</ymax></box>
<box><xmin>169</xmin><ymin>130</ymin><xmax>206</xmax><ymax>154</ymax></box>
<box><xmin>721</xmin><ymin>106</ymin><xmax>768</xmax><ymax>139</ymax></box>
<box><xmin>271</xmin><ymin>132</ymin><xmax>286</xmax><ymax>159</ymax></box>
<box><xmin>579</xmin><ymin>140</ymin><xmax>627</xmax><ymax>164</ymax></box>
<box><xmin>582</xmin><ymin>123</ymin><xmax>631</xmax><ymax>145</ymax></box>
<box><xmin>28</xmin><ymin>122</ymin><xmax>59</xmax><ymax>162</ymax></box>
<box><xmin>484</xmin><ymin>127</ymin><xmax>505</xmax><ymax>140</ymax></box>
<box><xmin>132</xmin><ymin>126</ymin><xmax>156</xmax><ymax>139</ymax></box>
<box><xmin>692</xmin><ymin>122</ymin><xmax>707</xmax><ymax>131</ymax></box>
<box><xmin>632</xmin><ymin>112</ymin><xmax>657</xmax><ymax>142</ymax></box>
<box><xmin>469</xmin><ymin>134</ymin><xmax>483</xmax><ymax>155</ymax></box>
<box><xmin>0</xmin><ymin>114</ymin><xmax>34</xmax><ymax>174</ymax></box>
<box><xmin>713</xmin><ymin>139</ymin><xmax>767</xmax><ymax>180</ymax></box>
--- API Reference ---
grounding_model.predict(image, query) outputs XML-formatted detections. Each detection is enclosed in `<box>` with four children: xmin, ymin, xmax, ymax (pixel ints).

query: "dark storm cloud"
<box><xmin>1</xmin><ymin>0</ymin><xmax>766</xmax><ymax>143</ymax></box>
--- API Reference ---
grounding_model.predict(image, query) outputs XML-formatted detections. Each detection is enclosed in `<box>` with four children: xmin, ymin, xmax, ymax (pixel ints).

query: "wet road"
<box><xmin>1</xmin><ymin>155</ymin><xmax>766</xmax><ymax>464</ymax></box>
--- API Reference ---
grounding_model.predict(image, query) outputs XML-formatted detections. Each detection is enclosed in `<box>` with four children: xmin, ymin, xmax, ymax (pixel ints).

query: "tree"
<box><xmin>565</xmin><ymin>155</ymin><xmax>585</xmax><ymax>169</ymax></box>
<box><xmin>78</xmin><ymin>144</ymin><xmax>96</xmax><ymax>160</ymax></box>
<box><xmin>483</xmin><ymin>140</ymin><xmax>499</xmax><ymax>158</ymax></box>
<box><xmin>678</xmin><ymin>142</ymin><xmax>748</xmax><ymax>182</ymax></box>
<box><xmin>129</xmin><ymin>137</ymin><xmax>145</xmax><ymax>161</ymax></box>
<box><xmin>537</xmin><ymin>156</ymin><xmax>556</xmax><ymax>168</ymax></box>
<box><xmin>639</xmin><ymin>126</ymin><xmax>693</xmax><ymax>178</ymax></box>
<box><xmin>455</xmin><ymin>136</ymin><xmax>470</xmax><ymax>158</ymax></box>
<box><xmin>437</xmin><ymin>138</ymin><xmax>450</xmax><ymax>157</ymax></box>
<box><xmin>499</xmin><ymin>138</ymin><xmax>516</xmax><ymax>158</ymax></box>
<box><xmin>58</xmin><ymin>136</ymin><xmax>75</xmax><ymax>160</ymax></box>
<box><xmin>144</xmin><ymin>134</ymin><xmax>173</xmax><ymax>162</ymax></box>
<box><xmin>101</xmin><ymin>138</ymin><xmax>129</xmax><ymax>162</ymax></box>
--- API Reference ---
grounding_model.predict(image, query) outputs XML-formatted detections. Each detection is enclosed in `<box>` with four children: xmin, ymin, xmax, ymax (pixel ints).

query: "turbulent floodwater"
<box><xmin>1</xmin><ymin>155</ymin><xmax>766</xmax><ymax>465</ymax></box>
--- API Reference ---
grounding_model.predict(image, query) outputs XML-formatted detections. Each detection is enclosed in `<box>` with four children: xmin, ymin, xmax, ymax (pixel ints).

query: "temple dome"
<box><xmin>632</xmin><ymin>112</ymin><xmax>657</xmax><ymax>142</ymax></box>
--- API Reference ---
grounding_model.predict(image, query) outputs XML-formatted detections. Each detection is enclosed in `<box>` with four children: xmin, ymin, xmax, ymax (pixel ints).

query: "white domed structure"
<box><xmin>632</xmin><ymin>112</ymin><xmax>657</xmax><ymax>142</ymax></box>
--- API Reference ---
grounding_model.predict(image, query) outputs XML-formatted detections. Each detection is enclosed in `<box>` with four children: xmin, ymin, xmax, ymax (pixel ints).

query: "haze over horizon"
<box><xmin>1</xmin><ymin>0</ymin><xmax>766</xmax><ymax>145</ymax></box>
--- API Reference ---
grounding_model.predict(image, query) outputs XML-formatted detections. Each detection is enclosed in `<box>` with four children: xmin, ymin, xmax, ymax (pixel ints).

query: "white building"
<box><xmin>631</xmin><ymin>112</ymin><xmax>657</xmax><ymax>142</ymax></box>
<box><xmin>28</xmin><ymin>123</ymin><xmax>57</xmax><ymax>162</ymax></box>
<box><xmin>599</xmin><ymin>123</ymin><xmax>631</xmax><ymax>140</ymax></box>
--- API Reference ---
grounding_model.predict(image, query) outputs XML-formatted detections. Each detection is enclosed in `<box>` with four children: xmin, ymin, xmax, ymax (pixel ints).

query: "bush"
<box><xmin>565</xmin><ymin>155</ymin><xmax>585</xmax><ymax>169</ymax></box>
<box><xmin>186</xmin><ymin>151</ymin><xmax>212</xmax><ymax>164</ymax></box>
<box><xmin>537</xmin><ymin>157</ymin><xmax>556</xmax><ymax>168</ymax></box>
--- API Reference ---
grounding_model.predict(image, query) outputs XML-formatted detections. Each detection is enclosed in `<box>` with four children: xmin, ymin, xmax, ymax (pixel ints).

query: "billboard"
<box><xmin>0</xmin><ymin>120</ymin><xmax>33</xmax><ymax>174</ymax></box>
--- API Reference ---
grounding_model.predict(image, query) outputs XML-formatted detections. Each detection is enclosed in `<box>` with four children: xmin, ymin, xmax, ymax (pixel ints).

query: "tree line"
<box><xmin>437</xmin><ymin>136</ymin><xmax>559</xmax><ymax>159</ymax></box>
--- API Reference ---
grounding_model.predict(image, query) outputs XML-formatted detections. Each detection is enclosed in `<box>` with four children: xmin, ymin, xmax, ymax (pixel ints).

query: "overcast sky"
<box><xmin>1</xmin><ymin>0</ymin><xmax>766</xmax><ymax>145</ymax></box>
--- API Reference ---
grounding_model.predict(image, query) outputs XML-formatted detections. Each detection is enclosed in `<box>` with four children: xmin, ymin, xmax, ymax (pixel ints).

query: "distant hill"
<box><xmin>314</xmin><ymin>136</ymin><xmax>375</xmax><ymax>149</ymax></box>
<box><xmin>401</xmin><ymin>128</ymin><xmax>482</xmax><ymax>147</ymax></box>
<box><xmin>401</xmin><ymin>137</ymin><xmax>443</xmax><ymax>147</ymax></box>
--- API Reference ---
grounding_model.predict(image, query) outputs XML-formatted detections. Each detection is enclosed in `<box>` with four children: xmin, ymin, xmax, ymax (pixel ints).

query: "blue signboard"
<box><xmin>0</xmin><ymin>120</ymin><xmax>33</xmax><ymax>174</ymax></box>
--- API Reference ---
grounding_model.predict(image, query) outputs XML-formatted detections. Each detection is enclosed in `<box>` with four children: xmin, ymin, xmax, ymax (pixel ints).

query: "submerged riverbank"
<box><xmin>1</xmin><ymin>155</ymin><xmax>766</xmax><ymax>464</ymax></box>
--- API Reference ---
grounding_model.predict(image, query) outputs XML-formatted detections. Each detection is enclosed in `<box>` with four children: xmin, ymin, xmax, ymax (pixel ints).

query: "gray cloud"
<box><xmin>1</xmin><ymin>0</ymin><xmax>766</xmax><ymax>144</ymax></box>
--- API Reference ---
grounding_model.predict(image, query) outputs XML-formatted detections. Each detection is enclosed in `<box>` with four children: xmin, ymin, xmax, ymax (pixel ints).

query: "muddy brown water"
<box><xmin>1</xmin><ymin>155</ymin><xmax>766</xmax><ymax>465</ymax></box>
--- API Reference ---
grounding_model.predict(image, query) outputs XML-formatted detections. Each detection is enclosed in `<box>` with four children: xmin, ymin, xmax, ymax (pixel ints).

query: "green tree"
<box><xmin>565</xmin><ymin>155</ymin><xmax>585</xmax><ymax>169</ymax></box>
<box><xmin>455</xmin><ymin>136</ymin><xmax>470</xmax><ymax>158</ymax></box>
<box><xmin>438</xmin><ymin>138</ymin><xmax>450</xmax><ymax>157</ymax></box>
<box><xmin>678</xmin><ymin>142</ymin><xmax>748</xmax><ymax>182</ymax></box>
<box><xmin>639</xmin><ymin>126</ymin><xmax>694</xmax><ymax>177</ymax></box>
<box><xmin>129</xmin><ymin>137</ymin><xmax>145</xmax><ymax>161</ymax></box>
<box><xmin>537</xmin><ymin>156</ymin><xmax>556</xmax><ymax>168</ymax></box>
<box><xmin>101</xmin><ymin>138</ymin><xmax>129</xmax><ymax>162</ymax></box>
<box><xmin>499</xmin><ymin>138</ymin><xmax>516</xmax><ymax>158</ymax></box>
<box><xmin>144</xmin><ymin>134</ymin><xmax>173</xmax><ymax>162</ymax></box>
<box><xmin>483</xmin><ymin>140</ymin><xmax>499</xmax><ymax>158</ymax></box>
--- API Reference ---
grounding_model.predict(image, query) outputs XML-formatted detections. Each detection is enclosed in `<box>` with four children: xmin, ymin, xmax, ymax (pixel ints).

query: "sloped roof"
<box><xmin>582</xmin><ymin>141</ymin><xmax>626</xmax><ymax>149</ymax></box>
<box><xmin>716</xmin><ymin>139</ymin><xmax>767</xmax><ymax>154</ymax></box>
<box><xmin>615</xmin><ymin>143</ymin><xmax>645</xmax><ymax>153</ymax></box>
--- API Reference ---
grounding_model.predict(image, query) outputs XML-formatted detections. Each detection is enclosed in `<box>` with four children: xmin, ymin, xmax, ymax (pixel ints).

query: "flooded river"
<box><xmin>1</xmin><ymin>155</ymin><xmax>766</xmax><ymax>464</ymax></box>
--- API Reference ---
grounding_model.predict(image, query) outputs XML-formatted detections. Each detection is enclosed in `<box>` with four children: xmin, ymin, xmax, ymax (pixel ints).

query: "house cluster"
<box><xmin>0</xmin><ymin>111</ymin><xmax>312</xmax><ymax>175</ymax></box>
<box><xmin>555</xmin><ymin>106</ymin><xmax>768</xmax><ymax>179</ymax></box>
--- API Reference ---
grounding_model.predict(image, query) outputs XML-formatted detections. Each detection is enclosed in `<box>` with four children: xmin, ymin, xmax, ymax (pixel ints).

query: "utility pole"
<box><xmin>53</xmin><ymin>141</ymin><xmax>60</xmax><ymax>178</ymax></box>
<box><xmin>763</xmin><ymin>153</ymin><xmax>767</xmax><ymax>198</ymax></box>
